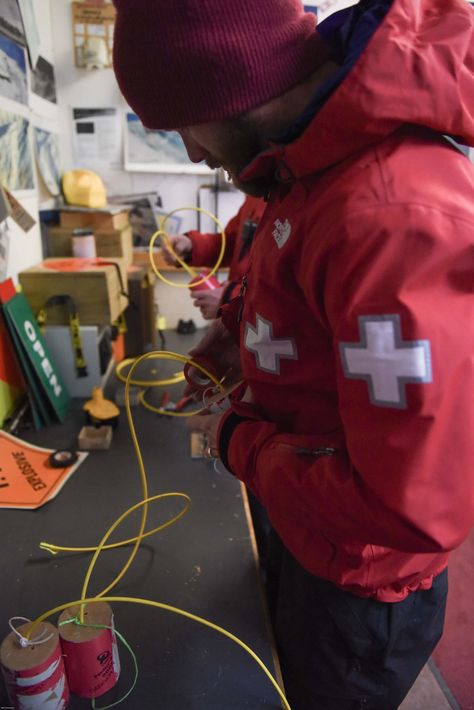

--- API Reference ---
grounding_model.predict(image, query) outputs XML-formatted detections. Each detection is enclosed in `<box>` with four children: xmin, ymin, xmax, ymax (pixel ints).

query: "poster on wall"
<box><xmin>124</xmin><ymin>112</ymin><xmax>213</xmax><ymax>174</ymax></box>
<box><xmin>72</xmin><ymin>2</ymin><xmax>116</xmax><ymax>69</ymax></box>
<box><xmin>0</xmin><ymin>33</ymin><xmax>28</xmax><ymax>105</ymax></box>
<box><xmin>109</xmin><ymin>192</ymin><xmax>161</xmax><ymax>248</ymax></box>
<box><xmin>31</xmin><ymin>56</ymin><xmax>57</xmax><ymax>103</ymax></box>
<box><xmin>17</xmin><ymin>0</ymin><xmax>40</xmax><ymax>69</ymax></box>
<box><xmin>0</xmin><ymin>185</ymin><xmax>9</xmax><ymax>224</ymax></box>
<box><xmin>0</xmin><ymin>0</ymin><xmax>26</xmax><ymax>46</ymax></box>
<box><xmin>0</xmin><ymin>222</ymin><xmax>10</xmax><ymax>282</ymax></box>
<box><xmin>0</xmin><ymin>109</ymin><xmax>34</xmax><ymax>191</ymax></box>
<box><xmin>155</xmin><ymin>210</ymin><xmax>183</xmax><ymax>237</ymax></box>
<box><xmin>33</xmin><ymin>128</ymin><xmax>61</xmax><ymax>196</ymax></box>
<box><xmin>72</xmin><ymin>107</ymin><xmax>121</xmax><ymax>166</ymax></box>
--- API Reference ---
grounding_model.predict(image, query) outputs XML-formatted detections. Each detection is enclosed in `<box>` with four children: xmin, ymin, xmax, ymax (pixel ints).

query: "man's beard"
<box><xmin>206</xmin><ymin>115</ymin><xmax>275</xmax><ymax>197</ymax></box>
<box><xmin>231</xmin><ymin>171</ymin><xmax>275</xmax><ymax>198</ymax></box>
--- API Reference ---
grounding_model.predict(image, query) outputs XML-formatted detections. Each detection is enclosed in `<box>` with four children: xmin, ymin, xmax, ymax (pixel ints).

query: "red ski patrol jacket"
<box><xmin>187</xmin><ymin>195</ymin><xmax>266</xmax><ymax>302</ymax></box>
<box><xmin>218</xmin><ymin>0</ymin><xmax>474</xmax><ymax>601</ymax></box>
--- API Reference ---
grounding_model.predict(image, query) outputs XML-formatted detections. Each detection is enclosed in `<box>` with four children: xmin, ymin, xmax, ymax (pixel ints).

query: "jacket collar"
<box><xmin>240</xmin><ymin>0</ymin><xmax>474</xmax><ymax>184</ymax></box>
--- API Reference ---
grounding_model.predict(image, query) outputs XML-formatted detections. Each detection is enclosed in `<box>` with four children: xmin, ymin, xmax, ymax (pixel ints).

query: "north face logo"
<box><xmin>272</xmin><ymin>219</ymin><xmax>291</xmax><ymax>249</ymax></box>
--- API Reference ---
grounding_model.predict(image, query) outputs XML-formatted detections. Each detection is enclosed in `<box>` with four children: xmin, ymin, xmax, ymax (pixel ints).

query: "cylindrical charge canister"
<box><xmin>0</xmin><ymin>621</ymin><xmax>69</xmax><ymax>709</ymax></box>
<box><xmin>183</xmin><ymin>355</ymin><xmax>218</xmax><ymax>392</ymax></box>
<box><xmin>72</xmin><ymin>228</ymin><xmax>97</xmax><ymax>259</ymax></box>
<box><xmin>188</xmin><ymin>268</ymin><xmax>221</xmax><ymax>292</ymax></box>
<box><xmin>58</xmin><ymin>602</ymin><xmax>120</xmax><ymax>699</ymax></box>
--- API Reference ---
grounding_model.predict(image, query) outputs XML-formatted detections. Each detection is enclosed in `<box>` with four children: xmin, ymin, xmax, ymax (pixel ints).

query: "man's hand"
<box><xmin>185</xmin><ymin>318</ymin><xmax>242</xmax><ymax>397</ymax></box>
<box><xmin>187</xmin><ymin>411</ymin><xmax>223</xmax><ymax>458</ymax></box>
<box><xmin>186</xmin><ymin>385</ymin><xmax>255</xmax><ymax>458</ymax></box>
<box><xmin>161</xmin><ymin>234</ymin><xmax>192</xmax><ymax>266</ymax></box>
<box><xmin>191</xmin><ymin>285</ymin><xmax>225</xmax><ymax>319</ymax></box>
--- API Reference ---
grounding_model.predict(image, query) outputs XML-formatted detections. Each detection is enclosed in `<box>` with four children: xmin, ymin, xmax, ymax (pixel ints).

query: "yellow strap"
<box><xmin>113</xmin><ymin>312</ymin><xmax>128</xmax><ymax>335</ymax></box>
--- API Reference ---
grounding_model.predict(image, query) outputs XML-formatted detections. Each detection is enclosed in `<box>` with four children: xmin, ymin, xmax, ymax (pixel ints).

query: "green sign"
<box><xmin>2</xmin><ymin>292</ymin><xmax>70</xmax><ymax>424</ymax></box>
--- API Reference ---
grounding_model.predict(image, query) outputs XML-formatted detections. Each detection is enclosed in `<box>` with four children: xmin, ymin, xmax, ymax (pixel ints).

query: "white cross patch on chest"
<box><xmin>339</xmin><ymin>314</ymin><xmax>432</xmax><ymax>408</ymax></box>
<box><xmin>272</xmin><ymin>218</ymin><xmax>292</xmax><ymax>249</ymax></box>
<box><xmin>244</xmin><ymin>314</ymin><xmax>297</xmax><ymax>374</ymax></box>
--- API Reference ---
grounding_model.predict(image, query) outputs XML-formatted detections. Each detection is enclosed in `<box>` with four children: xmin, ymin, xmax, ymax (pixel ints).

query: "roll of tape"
<box><xmin>49</xmin><ymin>449</ymin><xmax>78</xmax><ymax>468</ymax></box>
<box><xmin>183</xmin><ymin>357</ymin><xmax>217</xmax><ymax>392</ymax></box>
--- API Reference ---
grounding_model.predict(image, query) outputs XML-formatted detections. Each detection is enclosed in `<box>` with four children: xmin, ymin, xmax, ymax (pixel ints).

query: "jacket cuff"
<box><xmin>217</xmin><ymin>411</ymin><xmax>251</xmax><ymax>473</ymax></box>
<box><xmin>221</xmin><ymin>281</ymin><xmax>238</xmax><ymax>305</ymax></box>
<box><xmin>186</xmin><ymin>230</ymin><xmax>218</xmax><ymax>266</ymax></box>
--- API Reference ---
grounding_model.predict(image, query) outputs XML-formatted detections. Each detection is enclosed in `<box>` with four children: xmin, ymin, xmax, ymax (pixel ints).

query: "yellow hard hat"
<box><xmin>62</xmin><ymin>169</ymin><xmax>107</xmax><ymax>209</ymax></box>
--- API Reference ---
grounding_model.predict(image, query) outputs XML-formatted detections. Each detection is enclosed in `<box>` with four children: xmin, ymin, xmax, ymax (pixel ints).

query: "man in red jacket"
<box><xmin>162</xmin><ymin>194</ymin><xmax>266</xmax><ymax>319</ymax></box>
<box><xmin>113</xmin><ymin>1</ymin><xmax>474</xmax><ymax>707</ymax></box>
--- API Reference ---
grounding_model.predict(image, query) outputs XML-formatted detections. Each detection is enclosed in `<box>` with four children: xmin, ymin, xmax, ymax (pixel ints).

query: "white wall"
<box><xmin>3</xmin><ymin>0</ymin><xmax>58</xmax><ymax>280</ymax></box>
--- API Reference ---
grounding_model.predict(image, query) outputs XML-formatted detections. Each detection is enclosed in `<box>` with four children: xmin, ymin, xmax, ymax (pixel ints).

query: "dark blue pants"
<box><xmin>266</xmin><ymin>531</ymin><xmax>448</xmax><ymax>710</ymax></box>
<box><xmin>247</xmin><ymin>490</ymin><xmax>272</xmax><ymax>568</ymax></box>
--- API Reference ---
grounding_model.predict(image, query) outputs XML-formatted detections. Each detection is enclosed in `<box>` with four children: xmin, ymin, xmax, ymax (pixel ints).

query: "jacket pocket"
<box><xmin>253</xmin><ymin>433</ymin><xmax>346</xmax><ymax>580</ymax></box>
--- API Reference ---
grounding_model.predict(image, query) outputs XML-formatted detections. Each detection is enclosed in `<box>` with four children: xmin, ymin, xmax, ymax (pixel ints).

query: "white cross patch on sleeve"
<box><xmin>245</xmin><ymin>314</ymin><xmax>297</xmax><ymax>374</ymax></box>
<box><xmin>339</xmin><ymin>314</ymin><xmax>432</xmax><ymax>408</ymax></box>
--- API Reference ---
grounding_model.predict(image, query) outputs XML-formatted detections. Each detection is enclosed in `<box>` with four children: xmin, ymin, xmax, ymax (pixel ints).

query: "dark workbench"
<box><xmin>0</xmin><ymin>330</ymin><xmax>282</xmax><ymax>709</ymax></box>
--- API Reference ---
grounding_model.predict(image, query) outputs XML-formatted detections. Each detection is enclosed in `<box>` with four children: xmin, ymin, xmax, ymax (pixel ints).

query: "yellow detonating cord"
<box><xmin>32</xmin><ymin>595</ymin><xmax>291</xmax><ymax>710</ymax></box>
<box><xmin>149</xmin><ymin>206</ymin><xmax>226</xmax><ymax>289</ymax></box>
<box><xmin>115</xmin><ymin>356</ymin><xmax>185</xmax><ymax>388</ymax></box>
<box><xmin>31</xmin><ymin>207</ymin><xmax>291</xmax><ymax>708</ymax></box>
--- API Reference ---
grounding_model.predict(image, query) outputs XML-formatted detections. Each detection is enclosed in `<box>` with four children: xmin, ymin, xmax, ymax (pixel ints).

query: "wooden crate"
<box><xmin>48</xmin><ymin>226</ymin><xmax>133</xmax><ymax>265</ymax></box>
<box><xmin>123</xmin><ymin>264</ymin><xmax>157</xmax><ymax>356</ymax></box>
<box><xmin>18</xmin><ymin>259</ymin><xmax>128</xmax><ymax>326</ymax></box>
<box><xmin>59</xmin><ymin>208</ymin><xmax>130</xmax><ymax>231</ymax></box>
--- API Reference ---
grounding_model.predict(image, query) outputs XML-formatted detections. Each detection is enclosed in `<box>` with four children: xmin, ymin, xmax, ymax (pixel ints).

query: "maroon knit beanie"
<box><xmin>113</xmin><ymin>0</ymin><xmax>325</xmax><ymax>130</ymax></box>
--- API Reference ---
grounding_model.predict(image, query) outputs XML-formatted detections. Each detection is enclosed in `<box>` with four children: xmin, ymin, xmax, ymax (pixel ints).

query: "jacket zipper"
<box><xmin>277</xmin><ymin>444</ymin><xmax>338</xmax><ymax>458</ymax></box>
<box><xmin>237</xmin><ymin>274</ymin><xmax>247</xmax><ymax>323</ymax></box>
<box><xmin>296</xmin><ymin>446</ymin><xmax>337</xmax><ymax>458</ymax></box>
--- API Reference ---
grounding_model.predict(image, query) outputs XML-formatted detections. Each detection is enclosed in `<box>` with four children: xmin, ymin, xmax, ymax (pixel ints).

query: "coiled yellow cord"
<box><xmin>80</xmin><ymin>350</ymin><xmax>224</xmax><ymax>605</ymax></box>
<box><xmin>39</xmin><ymin>496</ymin><xmax>189</xmax><ymax>554</ymax></box>
<box><xmin>41</xmin><ymin>352</ymin><xmax>223</xmax><ymax>561</ymax></box>
<box><xmin>115</xmin><ymin>205</ymin><xmax>227</xmax><ymax>415</ymax></box>
<box><xmin>149</xmin><ymin>206</ymin><xmax>226</xmax><ymax>288</ymax></box>
<box><xmin>115</xmin><ymin>356</ymin><xmax>185</xmax><ymax>388</ymax></box>
<box><xmin>114</xmin><ymin>350</ymin><xmax>223</xmax><ymax>418</ymax></box>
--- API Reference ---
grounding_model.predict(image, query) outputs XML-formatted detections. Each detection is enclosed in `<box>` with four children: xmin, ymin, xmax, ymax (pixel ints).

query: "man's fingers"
<box><xmin>186</xmin><ymin>413</ymin><xmax>209</xmax><ymax>432</ymax></box>
<box><xmin>186</xmin><ymin>410</ymin><xmax>221</xmax><ymax>433</ymax></box>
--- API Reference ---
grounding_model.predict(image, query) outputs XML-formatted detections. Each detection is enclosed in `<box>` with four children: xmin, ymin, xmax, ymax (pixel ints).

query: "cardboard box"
<box><xmin>18</xmin><ymin>258</ymin><xmax>128</xmax><ymax>326</ymax></box>
<box><xmin>59</xmin><ymin>207</ymin><xmax>130</xmax><ymax>231</ymax></box>
<box><xmin>78</xmin><ymin>425</ymin><xmax>113</xmax><ymax>450</ymax></box>
<box><xmin>48</xmin><ymin>225</ymin><xmax>133</xmax><ymax>265</ymax></box>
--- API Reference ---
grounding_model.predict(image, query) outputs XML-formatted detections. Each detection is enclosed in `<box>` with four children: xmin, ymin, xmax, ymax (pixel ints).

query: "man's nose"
<box><xmin>178</xmin><ymin>129</ymin><xmax>207</xmax><ymax>163</ymax></box>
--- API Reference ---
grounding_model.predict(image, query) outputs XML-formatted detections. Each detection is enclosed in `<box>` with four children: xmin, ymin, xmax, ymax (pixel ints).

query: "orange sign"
<box><xmin>0</xmin><ymin>430</ymin><xmax>87</xmax><ymax>509</ymax></box>
<box><xmin>43</xmin><ymin>258</ymin><xmax>99</xmax><ymax>271</ymax></box>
